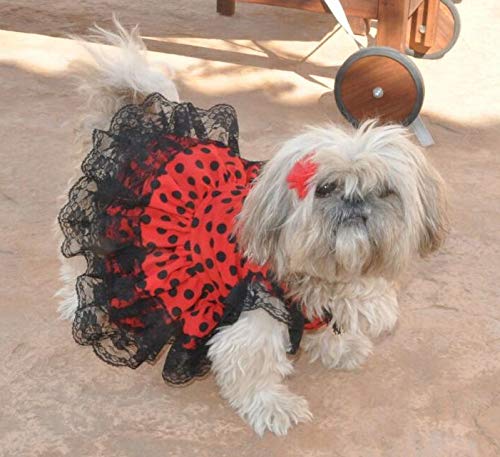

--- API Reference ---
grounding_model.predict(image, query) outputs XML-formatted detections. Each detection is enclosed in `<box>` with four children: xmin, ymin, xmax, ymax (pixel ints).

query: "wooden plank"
<box><xmin>423</xmin><ymin>0</ymin><xmax>440</xmax><ymax>46</ymax></box>
<box><xmin>377</xmin><ymin>0</ymin><xmax>411</xmax><ymax>51</ymax></box>
<box><xmin>410</xmin><ymin>1</ymin><xmax>426</xmax><ymax>45</ymax></box>
<box><xmin>238</xmin><ymin>0</ymin><xmax>379</xmax><ymax>18</ymax></box>
<box><xmin>349</xmin><ymin>16</ymin><xmax>370</xmax><ymax>36</ymax></box>
<box><xmin>409</xmin><ymin>0</ymin><xmax>425</xmax><ymax>16</ymax></box>
<box><xmin>217</xmin><ymin>0</ymin><xmax>236</xmax><ymax>15</ymax></box>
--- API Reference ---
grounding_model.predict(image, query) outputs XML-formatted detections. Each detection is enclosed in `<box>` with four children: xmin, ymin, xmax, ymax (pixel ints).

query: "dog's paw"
<box><xmin>303</xmin><ymin>329</ymin><xmax>373</xmax><ymax>370</ymax></box>
<box><xmin>243</xmin><ymin>387</ymin><xmax>312</xmax><ymax>436</ymax></box>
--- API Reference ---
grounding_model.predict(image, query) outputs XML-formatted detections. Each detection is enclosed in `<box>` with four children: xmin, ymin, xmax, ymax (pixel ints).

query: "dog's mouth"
<box><xmin>337</xmin><ymin>207</ymin><xmax>368</xmax><ymax>226</ymax></box>
<box><xmin>340</xmin><ymin>214</ymin><xmax>367</xmax><ymax>225</ymax></box>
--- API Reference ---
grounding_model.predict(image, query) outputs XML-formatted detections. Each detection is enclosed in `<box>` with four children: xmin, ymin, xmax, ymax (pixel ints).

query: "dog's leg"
<box><xmin>302</xmin><ymin>324</ymin><xmax>373</xmax><ymax>370</ymax></box>
<box><xmin>207</xmin><ymin>308</ymin><xmax>312</xmax><ymax>436</ymax></box>
<box><xmin>303</xmin><ymin>278</ymin><xmax>398</xmax><ymax>370</ymax></box>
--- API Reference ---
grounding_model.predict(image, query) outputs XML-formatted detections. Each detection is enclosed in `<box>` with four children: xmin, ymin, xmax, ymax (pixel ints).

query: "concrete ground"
<box><xmin>0</xmin><ymin>1</ymin><xmax>499</xmax><ymax>456</ymax></box>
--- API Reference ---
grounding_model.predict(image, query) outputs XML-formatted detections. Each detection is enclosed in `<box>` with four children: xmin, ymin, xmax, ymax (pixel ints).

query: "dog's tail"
<box><xmin>57</xmin><ymin>18</ymin><xmax>179</xmax><ymax>320</ymax></box>
<box><xmin>74</xmin><ymin>16</ymin><xmax>179</xmax><ymax>146</ymax></box>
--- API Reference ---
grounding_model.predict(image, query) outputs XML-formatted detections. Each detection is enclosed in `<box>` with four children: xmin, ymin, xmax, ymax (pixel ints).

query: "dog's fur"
<box><xmin>58</xmin><ymin>20</ymin><xmax>448</xmax><ymax>436</ymax></box>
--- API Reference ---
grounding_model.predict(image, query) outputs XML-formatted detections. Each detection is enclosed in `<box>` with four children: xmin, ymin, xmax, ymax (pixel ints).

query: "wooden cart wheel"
<box><xmin>334</xmin><ymin>47</ymin><xmax>425</xmax><ymax>127</ymax></box>
<box><xmin>406</xmin><ymin>0</ymin><xmax>461</xmax><ymax>59</ymax></box>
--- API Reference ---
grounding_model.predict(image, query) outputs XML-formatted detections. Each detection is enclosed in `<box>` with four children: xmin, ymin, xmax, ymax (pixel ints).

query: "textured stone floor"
<box><xmin>0</xmin><ymin>1</ymin><xmax>499</xmax><ymax>456</ymax></box>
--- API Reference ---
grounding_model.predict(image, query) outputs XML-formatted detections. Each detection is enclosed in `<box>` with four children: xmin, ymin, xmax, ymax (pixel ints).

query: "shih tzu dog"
<box><xmin>57</xmin><ymin>19</ymin><xmax>447</xmax><ymax>436</ymax></box>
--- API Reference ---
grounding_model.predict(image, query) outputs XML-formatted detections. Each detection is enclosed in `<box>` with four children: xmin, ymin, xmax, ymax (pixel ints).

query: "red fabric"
<box><xmin>104</xmin><ymin>135</ymin><xmax>267</xmax><ymax>349</ymax></box>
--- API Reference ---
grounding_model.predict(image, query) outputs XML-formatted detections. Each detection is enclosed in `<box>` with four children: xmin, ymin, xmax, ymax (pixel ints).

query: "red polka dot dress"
<box><xmin>59</xmin><ymin>94</ymin><xmax>326</xmax><ymax>384</ymax></box>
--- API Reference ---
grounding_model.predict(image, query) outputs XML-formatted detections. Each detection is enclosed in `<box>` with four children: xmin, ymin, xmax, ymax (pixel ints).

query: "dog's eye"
<box><xmin>315</xmin><ymin>181</ymin><xmax>337</xmax><ymax>198</ymax></box>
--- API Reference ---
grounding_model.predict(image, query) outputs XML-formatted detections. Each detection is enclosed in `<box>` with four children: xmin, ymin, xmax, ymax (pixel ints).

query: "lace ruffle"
<box><xmin>58</xmin><ymin>93</ymin><xmax>239</xmax><ymax>384</ymax></box>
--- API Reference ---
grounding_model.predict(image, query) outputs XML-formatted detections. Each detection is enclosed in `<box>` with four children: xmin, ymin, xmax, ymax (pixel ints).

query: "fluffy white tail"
<box><xmin>75</xmin><ymin>16</ymin><xmax>179</xmax><ymax>144</ymax></box>
<box><xmin>57</xmin><ymin>17</ymin><xmax>179</xmax><ymax>320</ymax></box>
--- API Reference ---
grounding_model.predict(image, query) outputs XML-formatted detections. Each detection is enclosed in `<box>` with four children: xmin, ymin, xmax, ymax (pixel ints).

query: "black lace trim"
<box><xmin>58</xmin><ymin>93</ymin><xmax>240</xmax><ymax>384</ymax></box>
<box><xmin>221</xmin><ymin>272</ymin><xmax>307</xmax><ymax>354</ymax></box>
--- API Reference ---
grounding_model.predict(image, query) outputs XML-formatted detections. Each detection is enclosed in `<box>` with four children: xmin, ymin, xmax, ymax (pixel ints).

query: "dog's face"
<box><xmin>238</xmin><ymin>121</ymin><xmax>448</xmax><ymax>281</ymax></box>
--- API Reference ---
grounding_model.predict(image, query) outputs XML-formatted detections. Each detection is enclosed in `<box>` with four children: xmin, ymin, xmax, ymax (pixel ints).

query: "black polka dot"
<box><xmin>228</xmin><ymin>149</ymin><xmax>237</xmax><ymax>157</ymax></box>
<box><xmin>172</xmin><ymin>191</ymin><xmax>182</xmax><ymax>199</ymax></box>
<box><xmin>205</xmin><ymin>222</ymin><xmax>213</xmax><ymax>232</ymax></box>
<box><xmin>188</xmin><ymin>191</ymin><xmax>198</xmax><ymax>200</ymax></box>
<box><xmin>184</xmin><ymin>241</ymin><xmax>191</xmax><ymax>250</ymax></box>
<box><xmin>216</xmin><ymin>251</ymin><xmax>227</xmax><ymax>262</ymax></box>
<box><xmin>209</xmin><ymin>238</ymin><xmax>215</xmax><ymax>248</ymax></box>
<box><xmin>195</xmin><ymin>263</ymin><xmax>204</xmax><ymax>273</ymax></box>
<box><xmin>202</xmin><ymin>176</ymin><xmax>211</xmax><ymax>185</ymax></box>
<box><xmin>168</xmin><ymin>235</ymin><xmax>178</xmax><ymax>244</ymax></box>
<box><xmin>195</xmin><ymin>160</ymin><xmax>204</xmax><ymax>169</ymax></box>
<box><xmin>177</xmin><ymin>206</ymin><xmax>186</xmax><ymax>215</ymax></box>
<box><xmin>229</xmin><ymin>265</ymin><xmax>238</xmax><ymax>276</ymax></box>
<box><xmin>191</xmin><ymin>310</ymin><xmax>200</xmax><ymax>316</ymax></box>
<box><xmin>186</xmin><ymin>201</ymin><xmax>195</xmax><ymax>210</ymax></box>
<box><xmin>168</xmin><ymin>289</ymin><xmax>177</xmax><ymax>297</ymax></box>
<box><xmin>184</xmin><ymin>148</ymin><xmax>193</xmax><ymax>155</ymax></box>
<box><xmin>170</xmin><ymin>279</ymin><xmax>180</xmax><ymax>287</ymax></box>
<box><xmin>226</xmin><ymin>208</ymin><xmax>235</xmax><ymax>215</ymax></box>
<box><xmin>169</xmin><ymin>254</ymin><xmax>179</xmax><ymax>260</ymax></box>
<box><xmin>172</xmin><ymin>307</ymin><xmax>181</xmax><ymax>317</ymax></box>
<box><xmin>146</xmin><ymin>242</ymin><xmax>156</xmax><ymax>249</ymax></box>
<box><xmin>204</xmin><ymin>283</ymin><xmax>215</xmax><ymax>293</ymax></box>
<box><xmin>199</xmin><ymin>322</ymin><xmax>209</xmax><ymax>332</ymax></box>
<box><xmin>178</xmin><ymin>222</ymin><xmax>187</xmax><ymax>228</ymax></box>
<box><xmin>225</xmin><ymin>283</ymin><xmax>232</xmax><ymax>291</ymax></box>
<box><xmin>201</xmin><ymin>147</ymin><xmax>211</xmax><ymax>153</ymax></box>
<box><xmin>221</xmin><ymin>198</ymin><xmax>232</xmax><ymax>204</ymax></box>
<box><xmin>194</xmin><ymin>244</ymin><xmax>201</xmax><ymax>254</ymax></box>
<box><xmin>158</xmin><ymin>270</ymin><xmax>167</xmax><ymax>279</ymax></box>
<box><xmin>235</xmin><ymin>170</ymin><xmax>243</xmax><ymax>179</ymax></box>
<box><xmin>153</xmin><ymin>250</ymin><xmax>163</xmax><ymax>257</ymax></box>
<box><xmin>192</xmin><ymin>218</ymin><xmax>200</xmax><ymax>228</ymax></box>
<box><xmin>206</xmin><ymin>258</ymin><xmax>214</xmax><ymax>269</ymax></box>
<box><xmin>160</xmin><ymin>193</ymin><xmax>168</xmax><ymax>203</ymax></box>
<box><xmin>174</xmin><ymin>163</ymin><xmax>184</xmax><ymax>173</ymax></box>
<box><xmin>187</xmin><ymin>177</ymin><xmax>196</xmax><ymax>185</ymax></box>
<box><xmin>184</xmin><ymin>289</ymin><xmax>194</xmax><ymax>299</ymax></box>
<box><xmin>157</xmin><ymin>227</ymin><xmax>167</xmax><ymax>234</ymax></box>
<box><xmin>161</xmin><ymin>215</ymin><xmax>171</xmax><ymax>222</ymax></box>
<box><xmin>217</xmin><ymin>224</ymin><xmax>227</xmax><ymax>234</ymax></box>
<box><xmin>212</xmin><ymin>191</ymin><xmax>221</xmax><ymax>198</ymax></box>
<box><xmin>213</xmin><ymin>312</ymin><xmax>221</xmax><ymax>322</ymax></box>
<box><xmin>137</xmin><ymin>280</ymin><xmax>146</xmax><ymax>289</ymax></box>
<box><xmin>151</xmin><ymin>179</ymin><xmax>160</xmax><ymax>189</ymax></box>
<box><xmin>156</xmin><ymin>261</ymin><xmax>166</xmax><ymax>267</ymax></box>
<box><xmin>231</xmin><ymin>190</ymin><xmax>241</xmax><ymax>196</ymax></box>
<box><xmin>140</xmin><ymin>215</ymin><xmax>151</xmax><ymax>224</ymax></box>
<box><xmin>210</xmin><ymin>161</ymin><xmax>219</xmax><ymax>171</ymax></box>
<box><xmin>155</xmin><ymin>288</ymin><xmax>165</xmax><ymax>294</ymax></box>
<box><xmin>204</xmin><ymin>205</ymin><xmax>213</xmax><ymax>214</ymax></box>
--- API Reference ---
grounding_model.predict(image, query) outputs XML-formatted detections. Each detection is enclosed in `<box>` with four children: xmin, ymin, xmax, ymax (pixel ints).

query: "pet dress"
<box><xmin>59</xmin><ymin>93</ymin><xmax>334</xmax><ymax>385</ymax></box>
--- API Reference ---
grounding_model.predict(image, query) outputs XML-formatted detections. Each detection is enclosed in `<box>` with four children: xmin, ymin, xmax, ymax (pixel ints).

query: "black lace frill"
<box><xmin>58</xmin><ymin>93</ymin><xmax>240</xmax><ymax>384</ymax></box>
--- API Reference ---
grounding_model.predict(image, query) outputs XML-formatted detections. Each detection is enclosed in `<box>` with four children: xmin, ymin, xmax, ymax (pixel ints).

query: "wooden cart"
<box><xmin>216</xmin><ymin>0</ymin><xmax>461</xmax><ymax>126</ymax></box>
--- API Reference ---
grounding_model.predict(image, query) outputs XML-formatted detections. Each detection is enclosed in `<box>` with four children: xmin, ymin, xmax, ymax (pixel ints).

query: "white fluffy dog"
<box><xmin>58</xmin><ymin>20</ymin><xmax>447</xmax><ymax>436</ymax></box>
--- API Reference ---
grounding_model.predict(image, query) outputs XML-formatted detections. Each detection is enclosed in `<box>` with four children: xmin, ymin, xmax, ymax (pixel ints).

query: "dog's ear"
<box><xmin>236</xmin><ymin>152</ymin><xmax>298</xmax><ymax>267</ymax></box>
<box><xmin>415</xmin><ymin>156</ymin><xmax>449</xmax><ymax>256</ymax></box>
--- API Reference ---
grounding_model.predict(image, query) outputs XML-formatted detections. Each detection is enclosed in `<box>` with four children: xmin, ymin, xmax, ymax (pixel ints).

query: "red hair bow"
<box><xmin>286</xmin><ymin>152</ymin><xmax>318</xmax><ymax>199</ymax></box>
